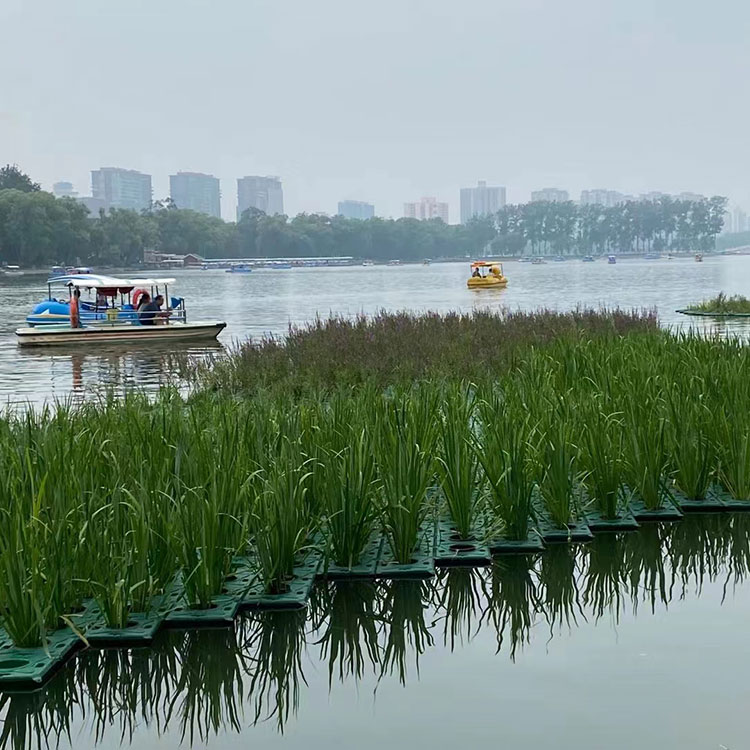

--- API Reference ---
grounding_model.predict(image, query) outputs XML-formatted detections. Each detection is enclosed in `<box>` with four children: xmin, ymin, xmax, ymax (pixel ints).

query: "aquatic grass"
<box><xmin>536</xmin><ymin>422</ymin><xmax>580</xmax><ymax>528</ymax></box>
<box><xmin>668</xmin><ymin>398</ymin><xmax>716</xmax><ymax>501</ymax></box>
<box><xmin>436</xmin><ymin>384</ymin><xmax>483</xmax><ymax>540</ymax></box>
<box><xmin>252</xmin><ymin>441</ymin><xmax>313</xmax><ymax>594</ymax></box>
<box><xmin>375</xmin><ymin>389</ymin><xmax>439</xmax><ymax>563</ymax></box>
<box><xmin>474</xmin><ymin>401</ymin><xmax>535</xmax><ymax>542</ymax></box>
<box><xmin>626</xmin><ymin>411</ymin><xmax>671</xmax><ymax>510</ymax></box>
<box><xmin>686</xmin><ymin>292</ymin><xmax>750</xmax><ymax>314</ymax></box>
<box><xmin>581</xmin><ymin>410</ymin><xmax>627</xmax><ymax>519</ymax></box>
<box><xmin>318</xmin><ymin>397</ymin><xmax>379</xmax><ymax>569</ymax></box>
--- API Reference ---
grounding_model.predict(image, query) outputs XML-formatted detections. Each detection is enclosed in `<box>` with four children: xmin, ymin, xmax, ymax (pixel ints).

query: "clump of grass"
<box><xmin>375</xmin><ymin>389</ymin><xmax>439</xmax><ymax>564</ymax></box>
<box><xmin>626</xmin><ymin>411</ymin><xmax>671</xmax><ymax>510</ymax></box>
<box><xmin>667</xmin><ymin>399</ymin><xmax>716</xmax><ymax>501</ymax></box>
<box><xmin>318</xmin><ymin>396</ymin><xmax>379</xmax><ymax>569</ymax></box>
<box><xmin>475</xmin><ymin>399</ymin><xmax>535</xmax><ymax>542</ymax></box>
<box><xmin>536</xmin><ymin>423</ymin><xmax>580</xmax><ymax>528</ymax></box>
<box><xmin>582</xmin><ymin>410</ymin><xmax>627</xmax><ymax>519</ymax></box>
<box><xmin>436</xmin><ymin>384</ymin><xmax>482</xmax><ymax>540</ymax></box>
<box><xmin>686</xmin><ymin>292</ymin><xmax>750</xmax><ymax>314</ymax></box>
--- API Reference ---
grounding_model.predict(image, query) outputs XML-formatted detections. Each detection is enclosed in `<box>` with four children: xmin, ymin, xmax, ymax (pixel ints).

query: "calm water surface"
<box><xmin>2</xmin><ymin>518</ymin><xmax>749</xmax><ymax>749</ymax></box>
<box><xmin>2</xmin><ymin>255</ymin><xmax>750</xmax><ymax>404</ymax></box>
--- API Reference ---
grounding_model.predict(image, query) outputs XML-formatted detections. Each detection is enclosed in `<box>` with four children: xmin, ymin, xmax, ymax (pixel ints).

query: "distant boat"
<box><xmin>226</xmin><ymin>264</ymin><xmax>253</xmax><ymax>273</ymax></box>
<box><xmin>387</xmin><ymin>260</ymin><xmax>402</xmax><ymax>266</ymax></box>
<box><xmin>695</xmin><ymin>253</ymin><xmax>703</xmax><ymax>262</ymax></box>
<box><xmin>2</xmin><ymin>264</ymin><xmax>23</xmax><ymax>276</ymax></box>
<box><xmin>519</xmin><ymin>257</ymin><xmax>532</xmax><ymax>263</ymax></box>
<box><xmin>608</xmin><ymin>255</ymin><xmax>616</xmax><ymax>264</ymax></box>
<box><xmin>362</xmin><ymin>260</ymin><xmax>374</xmax><ymax>266</ymax></box>
<box><xmin>531</xmin><ymin>257</ymin><xmax>546</xmax><ymax>265</ymax></box>
<box><xmin>553</xmin><ymin>256</ymin><xmax>566</xmax><ymax>262</ymax></box>
<box><xmin>582</xmin><ymin>255</ymin><xmax>595</xmax><ymax>262</ymax></box>
<box><xmin>423</xmin><ymin>258</ymin><xmax>431</xmax><ymax>265</ymax></box>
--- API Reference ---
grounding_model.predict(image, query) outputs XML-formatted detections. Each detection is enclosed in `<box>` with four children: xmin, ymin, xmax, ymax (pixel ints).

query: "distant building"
<box><xmin>77</xmin><ymin>196</ymin><xmax>108</xmax><ymax>217</ymax></box>
<box><xmin>338</xmin><ymin>200</ymin><xmax>375</xmax><ymax>220</ymax></box>
<box><xmin>677</xmin><ymin>191</ymin><xmax>706</xmax><ymax>203</ymax></box>
<box><xmin>53</xmin><ymin>181</ymin><xmax>77</xmax><ymax>198</ymax></box>
<box><xmin>404</xmin><ymin>197</ymin><xmax>449</xmax><ymax>223</ymax></box>
<box><xmin>237</xmin><ymin>176</ymin><xmax>284</xmax><ymax>219</ymax></box>
<box><xmin>639</xmin><ymin>191</ymin><xmax>669</xmax><ymax>202</ymax></box>
<box><xmin>580</xmin><ymin>189</ymin><xmax>631</xmax><ymax>207</ymax></box>
<box><xmin>731</xmin><ymin>206</ymin><xmax>748</xmax><ymax>234</ymax></box>
<box><xmin>530</xmin><ymin>188</ymin><xmax>569</xmax><ymax>203</ymax></box>
<box><xmin>91</xmin><ymin>167</ymin><xmax>152</xmax><ymax>211</ymax></box>
<box><xmin>460</xmin><ymin>181</ymin><xmax>506</xmax><ymax>223</ymax></box>
<box><xmin>170</xmin><ymin>172</ymin><xmax>221</xmax><ymax>218</ymax></box>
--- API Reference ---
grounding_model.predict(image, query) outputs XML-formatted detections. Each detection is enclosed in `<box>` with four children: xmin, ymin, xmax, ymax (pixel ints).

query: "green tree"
<box><xmin>0</xmin><ymin>165</ymin><xmax>41</xmax><ymax>193</ymax></box>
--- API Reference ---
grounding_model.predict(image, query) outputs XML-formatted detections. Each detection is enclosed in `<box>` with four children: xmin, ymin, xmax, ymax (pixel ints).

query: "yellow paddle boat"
<box><xmin>467</xmin><ymin>261</ymin><xmax>508</xmax><ymax>289</ymax></box>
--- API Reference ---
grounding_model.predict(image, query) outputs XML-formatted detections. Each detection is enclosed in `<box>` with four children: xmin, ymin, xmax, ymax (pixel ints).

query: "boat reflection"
<box><xmin>1</xmin><ymin>515</ymin><xmax>748</xmax><ymax>749</ymax></box>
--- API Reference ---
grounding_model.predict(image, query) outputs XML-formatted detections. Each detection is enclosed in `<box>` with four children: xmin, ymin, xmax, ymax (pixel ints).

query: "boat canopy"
<box><xmin>470</xmin><ymin>260</ymin><xmax>503</xmax><ymax>269</ymax></box>
<box><xmin>47</xmin><ymin>273</ymin><xmax>176</xmax><ymax>289</ymax></box>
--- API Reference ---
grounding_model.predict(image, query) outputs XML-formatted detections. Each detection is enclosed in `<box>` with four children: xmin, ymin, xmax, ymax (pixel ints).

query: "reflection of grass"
<box><xmin>0</xmin><ymin>666</ymin><xmax>79</xmax><ymax>750</ymax></box>
<box><xmin>433</xmin><ymin>567</ymin><xmax>484</xmax><ymax>650</ymax></box>
<box><xmin>167</xmin><ymin>629</ymin><xmax>245</xmax><ymax>744</ymax></box>
<box><xmin>669</xmin><ymin>514</ymin><xmax>731</xmax><ymax>598</ymax></box>
<box><xmin>314</xmin><ymin>581</ymin><xmax>381</xmax><ymax>684</ymax></box>
<box><xmin>686</xmin><ymin>292</ymin><xmax>750</xmax><ymax>314</ymax></box>
<box><xmin>378</xmin><ymin>580</ymin><xmax>433</xmax><ymax>685</ymax></box>
<box><xmin>539</xmin><ymin>545</ymin><xmax>584</xmax><ymax>633</ymax></box>
<box><xmin>624</xmin><ymin>523</ymin><xmax>671</xmax><ymax>613</ymax></box>
<box><xmin>240</xmin><ymin>609</ymin><xmax>307</xmax><ymax>733</ymax></box>
<box><xmin>484</xmin><ymin>555</ymin><xmax>543</xmax><ymax>660</ymax></box>
<box><xmin>723</xmin><ymin>515</ymin><xmax>750</xmax><ymax>599</ymax></box>
<box><xmin>582</xmin><ymin>535</ymin><xmax>628</xmax><ymax>622</ymax></box>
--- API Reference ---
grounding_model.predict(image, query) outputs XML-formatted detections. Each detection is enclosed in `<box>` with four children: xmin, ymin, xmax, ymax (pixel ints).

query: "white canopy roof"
<box><xmin>47</xmin><ymin>273</ymin><xmax>176</xmax><ymax>288</ymax></box>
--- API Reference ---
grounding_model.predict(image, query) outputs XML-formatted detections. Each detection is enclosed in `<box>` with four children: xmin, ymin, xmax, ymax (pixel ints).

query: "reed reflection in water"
<box><xmin>2</xmin><ymin>515</ymin><xmax>750</xmax><ymax>749</ymax></box>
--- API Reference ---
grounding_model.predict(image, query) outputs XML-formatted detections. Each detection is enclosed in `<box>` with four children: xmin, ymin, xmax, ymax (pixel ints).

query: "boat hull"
<box><xmin>16</xmin><ymin>321</ymin><xmax>226</xmax><ymax>347</ymax></box>
<box><xmin>467</xmin><ymin>277</ymin><xmax>508</xmax><ymax>289</ymax></box>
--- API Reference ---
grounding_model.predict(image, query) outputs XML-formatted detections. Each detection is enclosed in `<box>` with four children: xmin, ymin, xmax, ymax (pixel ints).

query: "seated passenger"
<box><xmin>138</xmin><ymin>294</ymin><xmax>162</xmax><ymax>325</ymax></box>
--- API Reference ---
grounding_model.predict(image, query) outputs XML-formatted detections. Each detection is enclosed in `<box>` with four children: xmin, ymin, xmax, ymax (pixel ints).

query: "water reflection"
<box><xmin>1</xmin><ymin>515</ymin><xmax>749</xmax><ymax>748</ymax></box>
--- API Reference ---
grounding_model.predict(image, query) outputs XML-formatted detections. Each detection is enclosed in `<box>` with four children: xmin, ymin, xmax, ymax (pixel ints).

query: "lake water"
<box><xmin>3</xmin><ymin>517</ymin><xmax>749</xmax><ymax>750</ymax></box>
<box><xmin>1</xmin><ymin>255</ymin><xmax>750</xmax><ymax>404</ymax></box>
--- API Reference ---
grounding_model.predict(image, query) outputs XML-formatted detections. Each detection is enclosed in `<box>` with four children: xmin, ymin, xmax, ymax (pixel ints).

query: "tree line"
<box><xmin>0</xmin><ymin>166</ymin><xmax>729</xmax><ymax>267</ymax></box>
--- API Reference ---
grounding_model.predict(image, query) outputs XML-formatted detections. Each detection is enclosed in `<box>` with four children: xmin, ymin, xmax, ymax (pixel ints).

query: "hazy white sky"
<box><xmin>1</xmin><ymin>0</ymin><xmax>748</xmax><ymax>221</ymax></box>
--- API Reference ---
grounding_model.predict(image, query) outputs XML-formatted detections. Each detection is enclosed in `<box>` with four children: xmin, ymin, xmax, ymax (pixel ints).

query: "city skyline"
<box><xmin>47</xmin><ymin>166</ymin><xmax>742</xmax><ymax>225</ymax></box>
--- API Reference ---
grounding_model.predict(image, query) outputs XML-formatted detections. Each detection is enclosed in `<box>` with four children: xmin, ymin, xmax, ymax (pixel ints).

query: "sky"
<box><xmin>1</xmin><ymin>0</ymin><xmax>749</xmax><ymax>222</ymax></box>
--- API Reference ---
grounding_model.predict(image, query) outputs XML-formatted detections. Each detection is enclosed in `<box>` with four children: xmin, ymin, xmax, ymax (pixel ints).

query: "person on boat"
<box><xmin>139</xmin><ymin>294</ymin><xmax>170</xmax><ymax>325</ymax></box>
<box><xmin>70</xmin><ymin>287</ymin><xmax>81</xmax><ymax>328</ymax></box>
<box><xmin>472</xmin><ymin>268</ymin><xmax>480</xmax><ymax>277</ymax></box>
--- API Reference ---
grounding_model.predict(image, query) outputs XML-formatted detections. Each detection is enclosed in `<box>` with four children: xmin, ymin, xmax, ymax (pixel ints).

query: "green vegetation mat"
<box><xmin>0</xmin><ymin>627</ymin><xmax>81</xmax><ymax>690</ymax></box>
<box><xmin>712</xmin><ymin>487</ymin><xmax>750</xmax><ymax>512</ymax></box>
<box><xmin>434</xmin><ymin>518</ymin><xmax>492</xmax><ymax>566</ymax></box>
<box><xmin>673</xmin><ymin>490</ymin><xmax>728</xmax><ymax>513</ymax></box>
<box><xmin>584</xmin><ymin>508</ymin><xmax>640</xmax><ymax>532</ymax></box>
<box><xmin>319</xmin><ymin>533</ymin><xmax>384</xmax><ymax>579</ymax></box>
<box><xmin>228</xmin><ymin>553</ymin><xmax>321</xmax><ymax>609</ymax></box>
<box><xmin>376</xmin><ymin>524</ymin><xmax>436</xmax><ymax>578</ymax></box>
<box><xmin>165</xmin><ymin>595</ymin><xmax>240</xmax><ymax>628</ymax></box>
<box><xmin>536</xmin><ymin>513</ymin><xmax>594</xmax><ymax>543</ymax></box>
<box><xmin>629</xmin><ymin>496</ymin><xmax>684</xmax><ymax>522</ymax></box>
<box><xmin>488</xmin><ymin>529</ymin><xmax>544</xmax><ymax>554</ymax></box>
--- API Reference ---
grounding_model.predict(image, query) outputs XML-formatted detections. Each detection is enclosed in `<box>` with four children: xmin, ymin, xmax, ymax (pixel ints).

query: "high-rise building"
<box><xmin>338</xmin><ymin>200</ymin><xmax>375</xmax><ymax>220</ymax></box>
<box><xmin>91</xmin><ymin>168</ymin><xmax>152</xmax><ymax>211</ymax></box>
<box><xmin>639</xmin><ymin>191</ymin><xmax>668</xmax><ymax>202</ymax></box>
<box><xmin>170</xmin><ymin>172</ymin><xmax>221</xmax><ymax>218</ymax></box>
<box><xmin>53</xmin><ymin>181</ymin><xmax>77</xmax><ymax>198</ymax></box>
<box><xmin>580</xmin><ymin>189</ymin><xmax>631</xmax><ymax>207</ymax></box>
<box><xmin>460</xmin><ymin>181</ymin><xmax>506</xmax><ymax>223</ymax></box>
<box><xmin>530</xmin><ymin>188</ymin><xmax>569</xmax><ymax>203</ymax></box>
<box><xmin>236</xmin><ymin>176</ymin><xmax>284</xmax><ymax>219</ymax></box>
<box><xmin>731</xmin><ymin>206</ymin><xmax>748</xmax><ymax>234</ymax></box>
<box><xmin>404</xmin><ymin>197</ymin><xmax>449</xmax><ymax>223</ymax></box>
